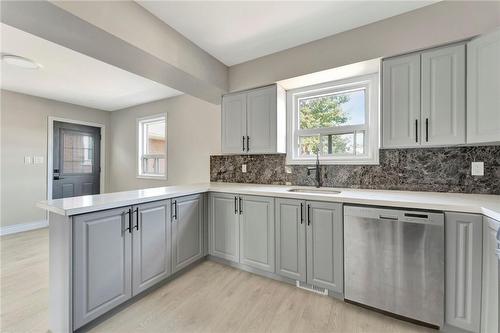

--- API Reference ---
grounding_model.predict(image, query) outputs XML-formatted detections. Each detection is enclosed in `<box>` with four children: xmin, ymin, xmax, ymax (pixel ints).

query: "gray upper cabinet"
<box><xmin>208</xmin><ymin>192</ymin><xmax>240</xmax><ymax>262</ymax></box>
<box><xmin>221</xmin><ymin>84</ymin><xmax>286</xmax><ymax>154</ymax></box>
<box><xmin>132</xmin><ymin>200</ymin><xmax>171</xmax><ymax>296</ymax></box>
<box><xmin>275</xmin><ymin>198</ymin><xmax>306</xmax><ymax>282</ymax></box>
<box><xmin>73</xmin><ymin>207</ymin><xmax>132</xmax><ymax>330</ymax></box>
<box><xmin>171</xmin><ymin>194</ymin><xmax>204</xmax><ymax>273</ymax></box>
<box><xmin>306</xmin><ymin>201</ymin><xmax>343</xmax><ymax>293</ymax></box>
<box><xmin>421</xmin><ymin>44</ymin><xmax>466</xmax><ymax>146</ymax></box>
<box><xmin>445</xmin><ymin>212</ymin><xmax>483</xmax><ymax>333</ymax></box>
<box><xmin>467</xmin><ymin>29</ymin><xmax>500</xmax><ymax>144</ymax></box>
<box><xmin>221</xmin><ymin>92</ymin><xmax>247</xmax><ymax>153</ymax></box>
<box><xmin>382</xmin><ymin>53</ymin><xmax>421</xmax><ymax>148</ymax></box>
<box><xmin>383</xmin><ymin>43</ymin><xmax>467</xmax><ymax>148</ymax></box>
<box><xmin>239</xmin><ymin>195</ymin><xmax>275</xmax><ymax>272</ymax></box>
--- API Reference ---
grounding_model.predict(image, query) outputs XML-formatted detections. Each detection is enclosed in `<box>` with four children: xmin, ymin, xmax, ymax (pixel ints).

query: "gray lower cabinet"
<box><xmin>275</xmin><ymin>199</ymin><xmax>343</xmax><ymax>293</ymax></box>
<box><xmin>73</xmin><ymin>207</ymin><xmax>132</xmax><ymax>329</ymax></box>
<box><xmin>445</xmin><ymin>212</ymin><xmax>483</xmax><ymax>333</ymax></box>
<box><xmin>239</xmin><ymin>195</ymin><xmax>275</xmax><ymax>272</ymax></box>
<box><xmin>208</xmin><ymin>192</ymin><xmax>240</xmax><ymax>262</ymax></box>
<box><xmin>275</xmin><ymin>198</ymin><xmax>306</xmax><ymax>282</ymax></box>
<box><xmin>171</xmin><ymin>194</ymin><xmax>204</xmax><ymax>273</ymax></box>
<box><xmin>306</xmin><ymin>201</ymin><xmax>343</xmax><ymax>293</ymax></box>
<box><xmin>481</xmin><ymin>217</ymin><xmax>499</xmax><ymax>333</ymax></box>
<box><xmin>132</xmin><ymin>200</ymin><xmax>171</xmax><ymax>296</ymax></box>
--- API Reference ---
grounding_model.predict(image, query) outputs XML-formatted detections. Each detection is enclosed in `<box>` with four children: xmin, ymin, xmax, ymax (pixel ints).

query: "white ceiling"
<box><xmin>138</xmin><ymin>1</ymin><xmax>437</xmax><ymax>66</ymax></box>
<box><xmin>0</xmin><ymin>23</ymin><xmax>182</xmax><ymax>111</ymax></box>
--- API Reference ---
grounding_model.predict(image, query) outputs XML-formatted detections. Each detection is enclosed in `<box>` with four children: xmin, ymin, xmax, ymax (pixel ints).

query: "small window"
<box><xmin>137</xmin><ymin>114</ymin><xmax>167</xmax><ymax>179</ymax></box>
<box><xmin>287</xmin><ymin>74</ymin><xmax>379</xmax><ymax>165</ymax></box>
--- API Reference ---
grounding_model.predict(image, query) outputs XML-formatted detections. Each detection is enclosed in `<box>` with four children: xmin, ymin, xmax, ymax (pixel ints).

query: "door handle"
<box><xmin>242</xmin><ymin>136</ymin><xmax>245</xmax><ymax>152</ymax></box>
<box><xmin>415</xmin><ymin>119</ymin><xmax>418</xmax><ymax>143</ymax></box>
<box><xmin>133</xmin><ymin>207</ymin><xmax>139</xmax><ymax>231</ymax></box>
<box><xmin>172</xmin><ymin>201</ymin><xmax>178</xmax><ymax>220</ymax></box>
<box><xmin>307</xmin><ymin>204</ymin><xmax>311</xmax><ymax>226</ymax></box>
<box><xmin>234</xmin><ymin>197</ymin><xmax>238</xmax><ymax>214</ymax></box>
<box><xmin>124</xmin><ymin>209</ymin><xmax>132</xmax><ymax>234</ymax></box>
<box><xmin>239</xmin><ymin>197</ymin><xmax>243</xmax><ymax>215</ymax></box>
<box><xmin>300</xmin><ymin>203</ymin><xmax>304</xmax><ymax>224</ymax></box>
<box><xmin>425</xmin><ymin>118</ymin><xmax>429</xmax><ymax>142</ymax></box>
<box><xmin>246</xmin><ymin>136</ymin><xmax>250</xmax><ymax>152</ymax></box>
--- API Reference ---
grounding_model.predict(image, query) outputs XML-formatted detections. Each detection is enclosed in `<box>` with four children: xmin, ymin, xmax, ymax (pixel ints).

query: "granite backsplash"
<box><xmin>210</xmin><ymin>146</ymin><xmax>500</xmax><ymax>194</ymax></box>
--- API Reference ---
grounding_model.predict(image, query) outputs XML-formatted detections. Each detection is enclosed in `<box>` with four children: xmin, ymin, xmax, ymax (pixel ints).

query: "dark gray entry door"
<box><xmin>52</xmin><ymin>121</ymin><xmax>101</xmax><ymax>199</ymax></box>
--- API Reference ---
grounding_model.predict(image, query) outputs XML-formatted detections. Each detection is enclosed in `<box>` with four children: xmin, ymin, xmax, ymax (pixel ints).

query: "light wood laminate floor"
<box><xmin>1</xmin><ymin>228</ymin><xmax>433</xmax><ymax>333</ymax></box>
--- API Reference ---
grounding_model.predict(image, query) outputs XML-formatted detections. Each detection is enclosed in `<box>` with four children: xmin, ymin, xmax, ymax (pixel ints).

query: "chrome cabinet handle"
<box><xmin>242</xmin><ymin>136</ymin><xmax>245</xmax><ymax>152</ymax></box>
<box><xmin>124</xmin><ymin>209</ymin><xmax>132</xmax><ymax>233</ymax></box>
<box><xmin>246</xmin><ymin>136</ymin><xmax>250</xmax><ymax>152</ymax></box>
<box><xmin>239</xmin><ymin>197</ymin><xmax>243</xmax><ymax>215</ymax></box>
<box><xmin>425</xmin><ymin>118</ymin><xmax>429</xmax><ymax>142</ymax></box>
<box><xmin>379</xmin><ymin>215</ymin><xmax>398</xmax><ymax>221</ymax></box>
<box><xmin>172</xmin><ymin>201</ymin><xmax>178</xmax><ymax>220</ymax></box>
<box><xmin>234</xmin><ymin>197</ymin><xmax>238</xmax><ymax>214</ymax></box>
<box><xmin>415</xmin><ymin>119</ymin><xmax>418</xmax><ymax>142</ymax></box>
<box><xmin>133</xmin><ymin>207</ymin><xmax>139</xmax><ymax>230</ymax></box>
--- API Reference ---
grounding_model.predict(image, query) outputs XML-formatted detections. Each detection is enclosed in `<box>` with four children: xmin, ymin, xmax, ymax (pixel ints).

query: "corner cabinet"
<box><xmin>467</xmin><ymin>29</ymin><xmax>500</xmax><ymax>144</ymax></box>
<box><xmin>275</xmin><ymin>198</ymin><xmax>343</xmax><ymax>293</ymax></box>
<box><xmin>221</xmin><ymin>84</ymin><xmax>286</xmax><ymax>154</ymax></box>
<box><xmin>445</xmin><ymin>212</ymin><xmax>483</xmax><ymax>333</ymax></box>
<box><xmin>382</xmin><ymin>43</ymin><xmax>466</xmax><ymax>148</ymax></box>
<box><xmin>171</xmin><ymin>194</ymin><xmax>204</xmax><ymax>273</ymax></box>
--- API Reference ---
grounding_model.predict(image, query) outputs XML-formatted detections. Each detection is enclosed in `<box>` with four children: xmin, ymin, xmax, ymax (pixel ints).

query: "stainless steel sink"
<box><xmin>287</xmin><ymin>188</ymin><xmax>341</xmax><ymax>195</ymax></box>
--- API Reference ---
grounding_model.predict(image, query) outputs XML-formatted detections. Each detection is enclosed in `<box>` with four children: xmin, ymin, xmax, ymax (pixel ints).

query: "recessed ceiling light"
<box><xmin>1</xmin><ymin>54</ymin><xmax>41</xmax><ymax>69</ymax></box>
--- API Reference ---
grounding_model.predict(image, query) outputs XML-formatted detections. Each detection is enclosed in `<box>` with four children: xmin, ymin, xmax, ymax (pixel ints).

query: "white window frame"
<box><xmin>137</xmin><ymin>113</ymin><xmax>167</xmax><ymax>180</ymax></box>
<box><xmin>286</xmin><ymin>74</ymin><xmax>379</xmax><ymax>165</ymax></box>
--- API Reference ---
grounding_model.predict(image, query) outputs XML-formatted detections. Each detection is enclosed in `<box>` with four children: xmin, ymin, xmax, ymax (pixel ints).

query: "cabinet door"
<box><xmin>132</xmin><ymin>200</ymin><xmax>171</xmax><ymax>296</ymax></box>
<box><xmin>171</xmin><ymin>194</ymin><xmax>204</xmax><ymax>273</ymax></box>
<box><xmin>306</xmin><ymin>201</ymin><xmax>343</xmax><ymax>293</ymax></box>
<box><xmin>481</xmin><ymin>217</ymin><xmax>499</xmax><ymax>333</ymax></box>
<box><xmin>382</xmin><ymin>54</ymin><xmax>421</xmax><ymax>148</ymax></box>
<box><xmin>246</xmin><ymin>86</ymin><xmax>277</xmax><ymax>153</ymax></box>
<box><xmin>208</xmin><ymin>193</ymin><xmax>240</xmax><ymax>262</ymax></box>
<box><xmin>275</xmin><ymin>198</ymin><xmax>306</xmax><ymax>282</ymax></box>
<box><xmin>421</xmin><ymin>44</ymin><xmax>466</xmax><ymax>146</ymax></box>
<box><xmin>73</xmin><ymin>207</ymin><xmax>132</xmax><ymax>329</ymax></box>
<box><xmin>445</xmin><ymin>213</ymin><xmax>483</xmax><ymax>333</ymax></box>
<box><xmin>221</xmin><ymin>92</ymin><xmax>247</xmax><ymax>153</ymax></box>
<box><xmin>239</xmin><ymin>195</ymin><xmax>275</xmax><ymax>272</ymax></box>
<box><xmin>467</xmin><ymin>29</ymin><xmax>500</xmax><ymax>144</ymax></box>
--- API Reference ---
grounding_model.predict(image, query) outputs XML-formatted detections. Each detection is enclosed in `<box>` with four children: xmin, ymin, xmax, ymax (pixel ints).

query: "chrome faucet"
<box><xmin>307</xmin><ymin>151</ymin><xmax>322</xmax><ymax>188</ymax></box>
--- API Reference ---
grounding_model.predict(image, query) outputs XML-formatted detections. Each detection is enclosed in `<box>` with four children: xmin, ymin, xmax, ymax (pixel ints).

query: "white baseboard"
<box><xmin>0</xmin><ymin>220</ymin><xmax>48</xmax><ymax>236</ymax></box>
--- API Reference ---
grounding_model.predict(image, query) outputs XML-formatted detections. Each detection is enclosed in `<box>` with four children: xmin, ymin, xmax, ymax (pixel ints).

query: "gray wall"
<box><xmin>109</xmin><ymin>94</ymin><xmax>220</xmax><ymax>192</ymax></box>
<box><xmin>0</xmin><ymin>90</ymin><xmax>111</xmax><ymax>227</ymax></box>
<box><xmin>229</xmin><ymin>1</ymin><xmax>500</xmax><ymax>91</ymax></box>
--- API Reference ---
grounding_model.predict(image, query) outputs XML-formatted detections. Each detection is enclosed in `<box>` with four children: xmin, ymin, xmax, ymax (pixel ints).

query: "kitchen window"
<box><xmin>137</xmin><ymin>114</ymin><xmax>167</xmax><ymax>179</ymax></box>
<box><xmin>286</xmin><ymin>74</ymin><xmax>379</xmax><ymax>165</ymax></box>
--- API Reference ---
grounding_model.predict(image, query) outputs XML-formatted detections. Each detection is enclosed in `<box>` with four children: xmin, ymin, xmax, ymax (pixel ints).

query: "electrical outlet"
<box><xmin>242</xmin><ymin>164</ymin><xmax>247</xmax><ymax>173</ymax></box>
<box><xmin>24</xmin><ymin>156</ymin><xmax>32</xmax><ymax>165</ymax></box>
<box><xmin>285</xmin><ymin>166</ymin><xmax>292</xmax><ymax>174</ymax></box>
<box><xmin>471</xmin><ymin>162</ymin><xmax>484</xmax><ymax>176</ymax></box>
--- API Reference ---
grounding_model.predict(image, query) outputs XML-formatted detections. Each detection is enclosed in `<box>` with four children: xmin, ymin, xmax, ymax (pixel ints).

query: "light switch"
<box><xmin>34</xmin><ymin>156</ymin><xmax>44</xmax><ymax>164</ymax></box>
<box><xmin>471</xmin><ymin>162</ymin><xmax>484</xmax><ymax>176</ymax></box>
<box><xmin>24</xmin><ymin>156</ymin><xmax>32</xmax><ymax>165</ymax></box>
<box><xmin>242</xmin><ymin>164</ymin><xmax>247</xmax><ymax>173</ymax></box>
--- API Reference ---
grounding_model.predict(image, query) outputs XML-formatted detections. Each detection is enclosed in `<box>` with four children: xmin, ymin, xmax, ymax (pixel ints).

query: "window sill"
<box><xmin>137</xmin><ymin>174</ymin><xmax>167</xmax><ymax>180</ymax></box>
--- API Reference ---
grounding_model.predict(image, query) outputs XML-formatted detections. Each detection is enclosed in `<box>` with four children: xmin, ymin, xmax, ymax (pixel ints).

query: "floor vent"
<box><xmin>296</xmin><ymin>281</ymin><xmax>328</xmax><ymax>296</ymax></box>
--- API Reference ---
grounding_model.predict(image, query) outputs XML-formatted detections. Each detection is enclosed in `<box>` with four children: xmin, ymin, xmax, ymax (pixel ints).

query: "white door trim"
<box><xmin>47</xmin><ymin>116</ymin><xmax>106</xmax><ymax>200</ymax></box>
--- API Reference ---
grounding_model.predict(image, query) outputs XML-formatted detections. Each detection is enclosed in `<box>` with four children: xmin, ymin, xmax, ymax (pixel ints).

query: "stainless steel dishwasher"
<box><xmin>344</xmin><ymin>205</ymin><xmax>444</xmax><ymax>328</ymax></box>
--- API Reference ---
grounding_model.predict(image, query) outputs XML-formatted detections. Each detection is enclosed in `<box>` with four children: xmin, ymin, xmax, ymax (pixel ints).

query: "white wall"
<box><xmin>0</xmin><ymin>90</ymin><xmax>111</xmax><ymax>227</ymax></box>
<box><xmin>109</xmin><ymin>94</ymin><xmax>220</xmax><ymax>192</ymax></box>
<box><xmin>229</xmin><ymin>1</ymin><xmax>500</xmax><ymax>91</ymax></box>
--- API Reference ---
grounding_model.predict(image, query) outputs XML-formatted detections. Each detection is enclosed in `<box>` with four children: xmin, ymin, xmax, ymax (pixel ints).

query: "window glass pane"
<box><xmin>355</xmin><ymin>131</ymin><xmax>365</xmax><ymax>155</ymax></box>
<box><xmin>298</xmin><ymin>136</ymin><xmax>319</xmax><ymax>157</ymax></box>
<box><xmin>299</xmin><ymin>89</ymin><xmax>365</xmax><ymax>129</ymax></box>
<box><xmin>62</xmin><ymin>132</ymin><xmax>94</xmax><ymax>174</ymax></box>
<box><xmin>321</xmin><ymin>133</ymin><xmax>354</xmax><ymax>155</ymax></box>
<box><xmin>144</xmin><ymin>121</ymin><xmax>165</xmax><ymax>155</ymax></box>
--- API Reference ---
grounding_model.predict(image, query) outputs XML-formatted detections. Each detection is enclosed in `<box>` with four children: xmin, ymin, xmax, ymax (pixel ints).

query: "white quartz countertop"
<box><xmin>37</xmin><ymin>182</ymin><xmax>500</xmax><ymax>221</ymax></box>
